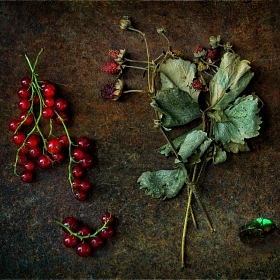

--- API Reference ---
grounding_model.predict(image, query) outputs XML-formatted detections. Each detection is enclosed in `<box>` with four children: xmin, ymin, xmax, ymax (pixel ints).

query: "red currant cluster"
<box><xmin>56</xmin><ymin>213</ymin><xmax>115</xmax><ymax>257</ymax></box>
<box><xmin>9</xmin><ymin>49</ymin><xmax>94</xmax><ymax>201</ymax></box>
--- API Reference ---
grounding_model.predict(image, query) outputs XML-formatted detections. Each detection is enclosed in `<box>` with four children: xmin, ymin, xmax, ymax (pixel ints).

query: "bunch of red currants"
<box><xmin>57</xmin><ymin>213</ymin><xmax>115</xmax><ymax>257</ymax></box>
<box><xmin>9</xmin><ymin>50</ymin><xmax>94</xmax><ymax>201</ymax></box>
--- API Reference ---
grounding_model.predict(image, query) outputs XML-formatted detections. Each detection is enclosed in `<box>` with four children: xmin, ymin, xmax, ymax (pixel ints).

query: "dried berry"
<box><xmin>100</xmin><ymin>79</ymin><xmax>123</xmax><ymax>101</ymax></box>
<box><xmin>101</xmin><ymin>60</ymin><xmax>121</xmax><ymax>74</ymax></box>
<box><xmin>191</xmin><ymin>79</ymin><xmax>204</xmax><ymax>90</ymax></box>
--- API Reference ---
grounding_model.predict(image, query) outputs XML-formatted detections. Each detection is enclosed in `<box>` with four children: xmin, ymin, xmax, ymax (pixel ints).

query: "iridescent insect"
<box><xmin>238</xmin><ymin>217</ymin><xmax>277</xmax><ymax>244</ymax></box>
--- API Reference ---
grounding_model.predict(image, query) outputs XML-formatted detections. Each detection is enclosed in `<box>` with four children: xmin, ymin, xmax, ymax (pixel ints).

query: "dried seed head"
<box><xmin>100</xmin><ymin>79</ymin><xmax>124</xmax><ymax>101</ymax></box>
<box><xmin>120</xmin><ymin>16</ymin><xmax>131</xmax><ymax>30</ymax></box>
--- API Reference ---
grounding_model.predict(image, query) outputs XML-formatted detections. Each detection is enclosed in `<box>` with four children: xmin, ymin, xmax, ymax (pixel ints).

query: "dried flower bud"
<box><xmin>209</xmin><ymin>35</ymin><xmax>221</xmax><ymax>49</ymax></box>
<box><xmin>194</xmin><ymin>45</ymin><xmax>207</xmax><ymax>58</ymax></box>
<box><xmin>224</xmin><ymin>41</ymin><xmax>233</xmax><ymax>52</ymax></box>
<box><xmin>100</xmin><ymin>79</ymin><xmax>124</xmax><ymax>101</ymax></box>
<box><xmin>197</xmin><ymin>61</ymin><xmax>209</xmax><ymax>72</ymax></box>
<box><xmin>101</xmin><ymin>60</ymin><xmax>121</xmax><ymax>74</ymax></box>
<box><xmin>120</xmin><ymin>16</ymin><xmax>131</xmax><ymax>30</ymax></box>
<box><xmin>157</xmin><ymin>27</ymin><xmax>166</xmax><ymax>34</ymax></box>
<box><xmin>191</xmin><ymin>79</ymin><xmax>204</xmax><ymax>90</ymax></box>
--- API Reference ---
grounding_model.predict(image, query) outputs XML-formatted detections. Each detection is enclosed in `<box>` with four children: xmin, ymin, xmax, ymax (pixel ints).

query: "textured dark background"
<box><xmin>1</xmin><ymin>1</ymin><xmax>280</xmax><ymax>278</ymax></box>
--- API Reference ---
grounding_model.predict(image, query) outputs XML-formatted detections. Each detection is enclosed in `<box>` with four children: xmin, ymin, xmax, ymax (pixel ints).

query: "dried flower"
<box><xmin>120</xmin><ymin>16</ymin><xmax>131</xmax><ymax>30</ymax></box>
<box><xmin>101</xmin><ymin>60</ymin><xmax>121</xmax><ymax>74</ymax></box>
<box><xmin>191</xmin><ymin>79</ymin><xmax>204</xmax><ymax>90</ymax></box>
<box><xmin>207</xmin><ymin>48</ymin><xmax>218</xmax><ymax>61</ymax></box>
<box><xmin>209</xmin><ymin>35</ymin><xmax>221</xmax><ymax>49</ymax></box>
<box><xmin>224</xmin><ymin>41</ymin><xmax>233</xmax><ymax>52</ymax></box>
<box><xmin>197</xmin><ymin>61</ymin><xmax>209</xmax><ymax>71</ymax></box>
<box><xmin>157</xmin><ymin>27</ymin><xmax>166</xmax><ymax>34</ymax></box>
<box><xmin>100</xmin><ymin>79</ymin><xmax>124</xmax><ymax>101</ymax></box>
<box><xmin>194</xmin><ymin>45</ymin><xmax>207</xmax><ymax>58</ymax></box>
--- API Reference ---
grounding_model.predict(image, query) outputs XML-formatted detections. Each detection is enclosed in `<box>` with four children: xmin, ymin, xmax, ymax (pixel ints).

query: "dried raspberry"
<box><xmin>101</xmin><ymin>60</ymin><xmax>120</xmax><ymax>74</ymax></box>
<box><xmin>207</xmin><ymin>48</ymin><xmax>218</xmax><ymax>60</ymax></box>
<box><xmin>191</xmin><ymin>79</ymin><xmax>204</xmax><ymax>90</ymax></box>
<box><xmin>100</xmin><ymin>79</ymin><xmax>124</xmax><ymax>101</ymax></box>
<box><xmin>109</xmin><ymin>50</ymin><xmax>120</xmax><ymax>59</ymax></box>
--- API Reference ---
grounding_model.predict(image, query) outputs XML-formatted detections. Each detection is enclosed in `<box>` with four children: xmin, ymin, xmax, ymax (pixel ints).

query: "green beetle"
<box><xmin>238</xmin><ymin>217</ymin><xmax>277</xmax><ymax>244</ymax></box>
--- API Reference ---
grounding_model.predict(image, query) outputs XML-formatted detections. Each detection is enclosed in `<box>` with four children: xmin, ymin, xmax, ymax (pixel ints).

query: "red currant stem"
<box><xmin>53</xmin><ymin>110</ymin><xmax>76</xmax><ymax>190</ymax></box>
<box><xmin>55</xmin><ymin>219</ymin><xmax>111</xmax><ymax>241</ymax></box>
<box><xmin>48</xmin><ymin>118</ymin><xmax>53</xmax><ymax>138</ymax></box>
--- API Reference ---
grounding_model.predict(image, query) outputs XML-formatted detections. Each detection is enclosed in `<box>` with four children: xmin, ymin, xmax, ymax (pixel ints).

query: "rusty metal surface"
<box><xmin>1</xmin><ymin>1</ymin><xmax>280</xmax><ymax>278</ymax></box>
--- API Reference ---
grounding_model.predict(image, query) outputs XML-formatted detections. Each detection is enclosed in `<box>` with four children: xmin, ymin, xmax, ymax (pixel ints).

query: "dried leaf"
<box><xmin>210</xmin><ymin>52</ymin><xmax>254</xmax><ymax>110</ymax></box>
<box><xmin>212</xmin><ymin>145</ymin><xmax>227</xmax><ymax>164</ymax></box>
<box><xmin>137</xmin><ymin>165</ymin><xmax>188</xmax><ymax>199</ymax></box>
<box><xmin>159</xmin><ymin>58</ymin><xmax>198</xmax><ymax>101</ymax></box>
<box><xmin>151</xmin><ymin>87</ymin><xmax>201</xmax><ymax>128</ymax></box>
<box><xmin>212</xmin><ymin>95</ymin><xmax>262</xmax><ymax>144</ymax></box>
<box><xmin>223</xmin><ymin>142</ymin><xmax>250</xmax><ymax>153</ymax></box>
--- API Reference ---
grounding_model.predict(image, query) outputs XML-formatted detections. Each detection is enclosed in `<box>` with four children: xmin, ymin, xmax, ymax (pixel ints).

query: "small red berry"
<box><xmin>9</xmin><ymin>119</ymin><xmax>20</xmax><ymax>132</ymax></box>
<box><xmin>194</xmin><ymin>45</ymin><xmax>204</xmax><ymax>53</ymax></box>
<box><xmin>37</xmin><ymin>154</ymin><xmax>52</xmax><ymax>169</ymax></box>
<box><xmin>71</xmin><ymin>178</ymin><xmax>81</xmax><ymax>190</ymax></box>
<box><xmin>26</xmin><ymin>134</ymin><xmax>41</xmax><ymax>148</ymax></box>
<box><xmin>63</xmin><ymin>233</ymin><xmax>78</xmax><ymax>247</ymax></box>
<box><xmin>72</xmin><ymin>165</ymin><xmax>85</xmax><ymax>178</ymax></box>
<box><xmin>88</xmin><ymin>236</ymin><xmax>104</xmax><ymax>248</ymax></box>
<box><xmin>33</xmin><ymin>96</ymin><xmax>40</xmax><ymax>105</ymax></box>
<box><xmin>100</xmin><ymin>226</ymin><xmax>114</xmax><ymax>239</ymax></box>
<box><xmin>42</xmin><ymin>83</ymin><xmax>56</xmax><ymax>97</ymax></box>
<box><xmin>75</xmin><ymin>242</ymin><xmax>91</xmax><ymax>257</ymax></box>
<box><xmin>19</xmin><ymin>145</ymin><xmax>29</xmax><ymax>155</ymax></box>
<box><xmin>13</xmin><ymin>132</ymin><xmax>26</xmax><ymax>146</ymax></box>
<box><xmin>20</xmin><ymin>171</ymin><xmax>33</xmax><ymax>182</ymax></box>
<box><xmin>44</xmin><ymin>97</ymin><xmax>55</xmax><ymax>107</ymax></box>
<box><xmin>101</xmin><ymin>60</ymin><xmax>120</xmax><ymax>74</ymax></box>
<box><xmin>54</xmin><ymin>98</ymin><xmax>68</xmax><ymax>111</ymax></box>
<box><xmin>42</xmin><ymin>107</ymin><xmax>54</xmax><ymax>119</ymax></box>
<box><xmin>79</xmin><ymin>154</ymin><xmax>94</xmax><ymax>168</ymax></box>
<box><xmin>101</xmin><ymin>212</ymin><xmax>114</xmax><ymax>225</ymax></box>
<box><xmin>191</xmin><ymin>79</ymin><xmax>204</xmax><ymax>90</ymax></box>
<box><xmin>24</xmin><ymin>160</ymin><xmax>35</xmax><ymax>172</ymax></box>
<box><xmin>74</xmin><ymin>190</ymin><xmax>87</xmax><ymax>201</ymax></box>
<box><xmin>18</xmin><ymin>87</ymin><xmax>31</xmax><ymax>99</ymax></box>
<box><xmin>19</xmin><ymin>111</ymin><xmax>34</xmax><ymax>126</ymax></box>
<box><xmin>72</xmin><ymin>149</ymin><xmax>85</xmax><ymax>161</ymax></box>
<box><xmin>54</xmin><ymin>111</ymin><xmax>69</xmax><ymax>125</ymax></box>
<box><xmin>79</xmin><ymin>180</ymin><xmax>91</xmax><ymax>192</ymax></box>
<box><xmin>17</xmin><ymin>154</ymin><xmax>28</xmax><ymax>165</ymax></box>
<box><xmin>52</xmin><ymin>151</ymin><xmax>65</xmax><ymax>163</ymax></box>
<box><xmin>77</xmin><ymin>226</ymin><xmax>91</xmax><ymax>237</ymax></box>
<box><xmin>29</xmin><ymin>147</ymin><xmax>42</xmax><ymax>158</ymax></box>
<box><xmin>20</xmin><ymin>77</ymin><xmax>31</xmax><ymax>88</ymax></box>
<box><xmin>62</xmin><ymin>217</ymin><xmax>79</xmax><ymax>233</ymax></box>
<box><xmin>108</xmin><ymin>49</ymin><xmax>120</xmax><ymax>59</ymax></box>
<box><xmin>18</xmin><ymin>99</ymin><xmax>31</xmax><ymax>110</ymax></box>
<box><xmin>58</xmin><ymin>135</ymin><xmax>69</xmax><ymax>148</ymax></box>
<box><xmin>207</xmin><ymin>48</ymin><xmax>218</xmax><ymax>60</ymax></box>
<box><xmin>77</xmin><ymin>136</ymin><xmax>92</xmax><ymax>151</ymax></box>
<box><xmin>47</xmin><ymin>138</ymin><xmax>62</xmax><ymax>155</ymax></box>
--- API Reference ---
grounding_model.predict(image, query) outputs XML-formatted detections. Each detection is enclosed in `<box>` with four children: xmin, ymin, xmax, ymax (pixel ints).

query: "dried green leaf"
<box><xmin>176</xmin><ymin>130</ymin><xmax>212</xmax><ymax>163</ymax></box>
<box><xmin>157</xmin><ymin>124</ymin><xmax>203</xmax><ymax>157</ymax></box>
<box><xmin>212</xmin><ymin>95</ymin><xmax>262</xmax><ymax>144</ymax></box>
<box><xmin>150</xmin><ymin>87</ymin><xmax>201</xmax><ymax>128</ymax></box>
<box><xmin>137</xmin><ymin>165</ymin><xmax>188</xmax><ymax>199</ymax></box>
<box><xmin>210</xmin><ymin>52</ymin><xmax>254</xmax><ymax>110</ymax></box>
<box><xmin>159</xmin><ymin>58</ymin><xmax>198</xmax><ymax>101</ymax></box>
<box><xmin>212</xmin><ymin>145</ymin><xmax>227</xmax><ymax>164</ymax></box>
<box><xmin>223</xmin><ymin>142</ymin><xmax>250</xmax><ymax>153</ymax></box>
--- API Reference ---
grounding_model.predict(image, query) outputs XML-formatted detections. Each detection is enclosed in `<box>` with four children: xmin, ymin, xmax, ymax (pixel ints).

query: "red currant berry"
<box><xmin>19</xmin><ymin>145</ymin><xmax>29</xmax><ymax>155</ymax></box>
<box><xmin>18</xmin><ymin>87</ymin><xmax>31</xmax><ymax>99</ymax></box>
<box><xmin>42</xmin><ymin>83</ymin><xmax>56</xmax><ymax>97</ymax></box>
<box><xmin>79</xmin><ymin>180</ymin><xmax>91</xmax><ymax>192</ymax></box>
<box><xmin>40</xmin><ymin>80</ymin><xmax>50</xmax><ymax>89</ymax></box>
<box><xmin>71</xmin><ymin>178</ymin><xmax>81</xmax><ymax>190</ymax></box>
<box><xmin>62</xmin><ymin>217</ymin><xmax>79</xmax><ymax>233</ymax></box>
<box><xmin>42</xmin><ymin>107</ymin><xmax>54</xmax><ymax>119</ymax></box>
<box><xmin>20</xmin><ymin>76</ymin><xmax>31</xmax><ymax>88</ymax></box>
<box><xmin>26</xmin><ymin>134</ymin><xmax>41</xmax><ymax>148</ymax></box>
<box><xmin>44</xmin><ymin>97</ymin><xmax>55</xmax><ymax>107</ymax></box>
<box><xmin>74</xmin><ymin>190</ymin><xmax>87</xmax><ymax>201</ymax></box>
<box><xmin>18</xmin><ymin>99</ymin><xmax>31</xmax><ymax>110</ymax></box>
<box><xmin>101</xmin><ymin>212</ymin><xmax>114</xmax><ymax>225</ymax></box>
<box><xmin>75</xmin><ymin>242</ymin><xmax>91</xmax><ymax>257</ymax></box>
<box><xmin>47</xmin><ymin>138</ymin><xmax>62</xmax><ymax>155</ymax></box>
<box><xmin>13</xmin><ymin>132</ymin><xmax>26</xmax><ymax>146</ymax></box>
<box><xmin>79</xmin><ymin>154</ymin><xmax>94</xmax><ymax>168</ymax></box>
<box><xmin>58</xmin><ymin>135</ymin><xmax>69</xmax><ymax>148</ymax></box>
<box><xmin>24</xmin><ymin>160</ymin><xmax>35</xmax><ymax>172</ymax></box>
<box><xmin>77</xmin><ymin>226</ymin><xmax>91</xmax><ymax>237</ymax></box>
<box><xmin>20</xmin><ymin>171</ymin><xmax>33</xmax><ymax>182</ymax></box>
<box><xmin>54</xmin><ymin>111</ymin><xmax>69</xmax><ymax>125</ymax></box>
<box><xmin>88</xmin><ymin>236</ymin><xmax>104</xmax><ymax>248</ymax></box>
<box><xmin>72</xmin><ymin>149</ymin><xmax>85</xmax><ymax>161</ymax></box>
<box><xmin>100</xmin><ymin>226</ymin><xmax>114</xmax><ymax>239</ymax></box>
<box><xmin>63</xmin><ymin>233</ymin><xmax>78</xmax><ymax>247</ymax></box>
<box><xmin>72</xmin><ymin>165</ymin><xmax>84</xmax><ymax>178</ymax></box>
<box><xmin>77</xmin><ymin>136</ymin><xmax>92</xmax><ymax>151</ymax></box>
<box><xmin>29</xmin><ymin>147</ymin><xmax>42</xmax><ymax>158</ymax></box>
<box><xmin>19</xmin><ymin>111</ymin><xmax>34</xmax><ymax>126</ymax></box>
<box><xmin>52</xmin><ymin>151</ymin><xmax>65</xmax><ymax>163</ymax></box>
<box><xmin>9</xmin><ymin>119</ymin><xmax>20</xmax><ymax>132</ymax></box>
<box><xmin>37</xmin><ymin>154</ymin><xmax>52</xmax><ymax>169</ymax></box>
<box><xmin>54</xmin><ymin>98</ymin><xmax>68</xmax><ymax>111</ymax></box>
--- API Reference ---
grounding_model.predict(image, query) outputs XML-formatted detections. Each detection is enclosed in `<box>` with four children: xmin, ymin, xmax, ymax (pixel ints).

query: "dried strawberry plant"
<box><xmin>100</xmin><ymin>17</ymin><xmax>263</xmax><ymax>267</ymax></box>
